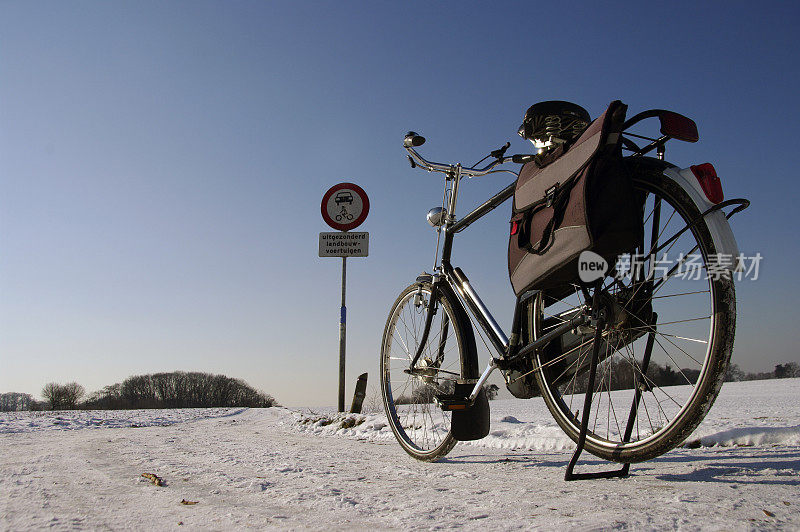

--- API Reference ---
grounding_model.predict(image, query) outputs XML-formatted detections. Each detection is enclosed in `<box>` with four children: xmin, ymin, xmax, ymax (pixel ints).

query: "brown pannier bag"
<box><xmin>508</xmin><ymin>100</ymin><xmax>642</xmax><ymax>296</ymax></box>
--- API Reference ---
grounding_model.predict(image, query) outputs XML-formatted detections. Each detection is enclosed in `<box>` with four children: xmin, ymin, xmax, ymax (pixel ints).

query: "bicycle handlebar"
<box><xmin>403</xmin><ymin>131</ymin><xmax>517</xmax><ymax>178</ymax></box>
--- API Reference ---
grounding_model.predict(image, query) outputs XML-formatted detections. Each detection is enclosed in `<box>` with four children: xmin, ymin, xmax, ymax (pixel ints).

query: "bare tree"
<box><xmin>484</xmin><ymin>384</ymin><xmax>499</xmax><ymax>400</ymax></box>
<box><xmin>0</xmin><ymin>392</ymin><xmax>35</xmax><ymax>411</ymax></box>
<box><xmin>724</xmin><ymin>363</ymin><xmax>746</xmax><ymax>382</ymax></box>
<box><xmin>42</xmin><ymin>382</ymin><xmax>64</xmax><ymax>410</ymax></box>
<box><xmin>775</xmin><ymin>362</ymin><xmax>800</xmax><ymax>379</ymax></box>
<box><xmin>41</xmin><ymin>382</ymin><xmax>84</xmax><ymax>410</ymax></box>
<box><xmin>62</xmin><ymin>382</ymin><xmax>85</xmax><ymax>409</ymax></box>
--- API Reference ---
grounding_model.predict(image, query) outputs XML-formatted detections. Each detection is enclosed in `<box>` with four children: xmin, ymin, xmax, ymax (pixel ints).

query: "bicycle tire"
<box><xmin>530</xmin><ymin>160</ymin><xmax>736</xmax><ymax>463</ymax></box>
<box><xmin>380</xmin><ymin>281</ymin><xmax>473</xmax><ymax>461</ymax></box>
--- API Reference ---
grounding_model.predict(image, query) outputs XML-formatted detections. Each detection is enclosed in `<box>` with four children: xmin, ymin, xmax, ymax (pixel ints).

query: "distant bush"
<box><xmin>724</xmin><ymin>362</ymin><xmax>800</xmax><ymax>382</ymax></box>
<box><xmin>395</xmin><ymin>385</ymin><xmax>437</xmax><ymax>405</ymax></box>
<box><xmin>81</xmin><ymin>371</ymin><xmax>278</xmax><ymax>410</ymax></box>
<box><xmin>0</xmin><ymin>392</ymin><xmax>40</xmax><ymax>412</ymax></box>
<box><xmin>41</xmin><ymin>382</ymin><xmax>85</xmax><ymax>410</ymax></box>
<box><xmin>485</xmin><ymin>384</ymin><xmax>499</xmax><ymax>400</ymax></box>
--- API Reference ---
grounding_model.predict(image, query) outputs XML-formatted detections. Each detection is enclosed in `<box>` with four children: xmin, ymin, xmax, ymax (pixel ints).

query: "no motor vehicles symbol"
<box><xmin>321</xmin><ymin>183</ymin><xmax>369</xmax><ymax>231</ymax></box>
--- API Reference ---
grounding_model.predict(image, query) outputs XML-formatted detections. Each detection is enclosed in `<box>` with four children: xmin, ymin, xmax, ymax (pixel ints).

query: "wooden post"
<box><xmin>350</xmin><ymin>373</ymin><xmax>368</xmax><ymax>413</ymax></box>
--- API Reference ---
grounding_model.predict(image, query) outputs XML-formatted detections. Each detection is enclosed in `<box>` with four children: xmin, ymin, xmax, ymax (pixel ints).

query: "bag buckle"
<box><xmin>545</xmin><ymin>184</ymin><xmax>558</xmax><ymax>207</ymax></box>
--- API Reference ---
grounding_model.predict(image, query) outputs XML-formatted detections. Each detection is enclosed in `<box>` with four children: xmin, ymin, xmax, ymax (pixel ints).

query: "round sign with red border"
<box><xmin>321</xmin><ymin>183</ymin><xmax>369</xmax><ymax>231</ymax></box>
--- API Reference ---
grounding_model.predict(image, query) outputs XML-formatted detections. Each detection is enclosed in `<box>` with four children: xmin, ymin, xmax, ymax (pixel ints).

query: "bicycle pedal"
<box><xmin>435</xmin><ymin>394</ymin><xmax>471</xmax><ymax>411</ymax></box>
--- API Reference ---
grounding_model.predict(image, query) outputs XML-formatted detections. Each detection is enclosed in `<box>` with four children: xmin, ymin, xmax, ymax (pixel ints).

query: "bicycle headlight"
<box><xmin>426</xmin><ymin>207</ymin><xmax>447</xmax><ymax>227</ymax></box>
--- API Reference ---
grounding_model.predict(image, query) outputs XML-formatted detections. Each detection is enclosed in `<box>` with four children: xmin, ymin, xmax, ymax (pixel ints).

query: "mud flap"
<box><xmin>450</xmin><ymin>384</ymin><xmax>490</xmax><ymax>441</ymax></box>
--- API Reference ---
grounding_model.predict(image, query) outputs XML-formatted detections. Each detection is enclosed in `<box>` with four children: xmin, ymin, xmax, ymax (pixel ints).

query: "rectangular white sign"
<box><xmin>319</xmin><ymin>232</ymin><xmax>369</xmax><ymax>257</ymax></box>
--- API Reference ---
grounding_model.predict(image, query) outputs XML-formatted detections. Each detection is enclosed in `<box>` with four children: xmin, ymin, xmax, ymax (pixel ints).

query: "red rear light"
<box><xmin>660</xmin><ymin>111</ymin><xmax>699</xmax><ymax>143</ymax></box>
<box><xmin>690</xmin><ymin>163</ymin><xmax>724</xmax><ymax>204</ymax></box>
<box><xmin>510</xmin><ymin>220</ymin><xmax>520</xmax><ymax>235</ymax></box>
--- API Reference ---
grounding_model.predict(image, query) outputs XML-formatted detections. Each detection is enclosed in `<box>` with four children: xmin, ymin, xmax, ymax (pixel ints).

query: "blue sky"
<box><xmin>1</xmin><ymin>1</ymin><xmax>797</xmax><ymax>406</ymax></box>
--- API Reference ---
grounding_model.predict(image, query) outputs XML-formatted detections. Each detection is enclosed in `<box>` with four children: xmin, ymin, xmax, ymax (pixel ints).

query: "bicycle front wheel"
<box><xmin>531</xmin><ymin>162</ymin><xmax>736</xmax><ymax>463</ymax></box>
<box><xmin>380</xmin><ymin>281</ymin><xmax>469</xmax><ymax>461</ymax></box>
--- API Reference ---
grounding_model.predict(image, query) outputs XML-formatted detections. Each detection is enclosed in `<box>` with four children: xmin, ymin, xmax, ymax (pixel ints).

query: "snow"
<box><xmin>294</xmin><ymin>378</ymin><xmax>800</xmax><ymax>452</ymax></box>
<box><xmin>0</xmin><ymin>407</ymin><xmax>246</xmax><ymax>434</ymax></box>
<box><xmin>2</xmin><ymin>378</ymin><xmax>800</xmax><ymax>530</ymax></box>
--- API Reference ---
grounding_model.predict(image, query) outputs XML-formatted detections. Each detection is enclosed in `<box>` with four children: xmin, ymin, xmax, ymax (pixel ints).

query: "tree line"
<box><xmin>724</xmin><ymin>362</ymin><xmax>800</xmax><ymax>382</ymax></box>
<box><xmin>0</xmin><ymin>371</ymin><xmax>278</xmax><ymax>411</ymax></box>
<box><xmin>0</xmin><ymin>392</ymin><xmax>37</xmax><ymax>412</ymax></box>
<box><xmin>546</xmin><ymin>360</ymin><xmax>800</xmax><ymax>396</ymax></box>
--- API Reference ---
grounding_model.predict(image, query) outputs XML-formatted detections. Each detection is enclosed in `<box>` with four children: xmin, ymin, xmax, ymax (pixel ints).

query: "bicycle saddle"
<box><xmin>517</xmin><ymin>101</ymin><xmax>591</xmax><ymax>148</ymax></box>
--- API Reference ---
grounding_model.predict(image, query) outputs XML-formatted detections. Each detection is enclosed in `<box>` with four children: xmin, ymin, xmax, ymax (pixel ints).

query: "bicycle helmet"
<box><xmin>518</xmin><ymin>101</ymin><xmax>591</xmax><ymax>153</ymax></box>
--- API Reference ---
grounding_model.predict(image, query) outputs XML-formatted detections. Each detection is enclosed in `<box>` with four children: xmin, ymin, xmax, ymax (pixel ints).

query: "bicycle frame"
<box><xmin>404</xmin><ymin>130</ymin><xmax>748</xmax><ymax>406</ymax></box>
<box><xmin>404</xmin><ymin>148</ymin><xmax>590</xmax><ymax>403</ymax></box>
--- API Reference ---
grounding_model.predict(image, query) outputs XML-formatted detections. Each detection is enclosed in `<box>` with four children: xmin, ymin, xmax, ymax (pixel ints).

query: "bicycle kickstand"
<box><xmin>564</xmin><ymin>284</ymin><xmax>631</xmax><ymax>481</ymax></box>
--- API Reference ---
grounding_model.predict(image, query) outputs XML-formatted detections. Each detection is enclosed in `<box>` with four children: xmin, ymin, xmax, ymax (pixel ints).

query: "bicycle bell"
<box><xmin>518</xmin><ymin>101</ymin><xmax>591</xmax><ymax>154</ymax></box>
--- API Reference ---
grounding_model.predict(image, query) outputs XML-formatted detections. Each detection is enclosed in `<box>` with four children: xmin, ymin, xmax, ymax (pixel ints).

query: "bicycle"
<box><xmin>335</xmin><ymin>206</ymin><xmax>354</xmax><ymax>222</ymax></box>
<box><xmin>379</xmin><ymin>101</ymin><xmax>749</xmax><ymax>479</ymax></box>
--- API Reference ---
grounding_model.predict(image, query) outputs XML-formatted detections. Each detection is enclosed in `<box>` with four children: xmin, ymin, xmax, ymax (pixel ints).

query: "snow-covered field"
<box><xmin>2</xmin><ymin>379</ymin><xmax>800</xmax><ymax>530</ymax></box>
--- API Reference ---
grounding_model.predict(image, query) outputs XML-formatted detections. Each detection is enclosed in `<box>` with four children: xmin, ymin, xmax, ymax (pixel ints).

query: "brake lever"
<box><xmin>490</xmin><ymin>141</ymin><xmax>511</xmax><ymax>160</ymax></box>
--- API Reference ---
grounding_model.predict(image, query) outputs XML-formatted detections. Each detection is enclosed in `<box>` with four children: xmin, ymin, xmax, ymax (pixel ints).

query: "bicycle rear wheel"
<box><xmin>380</xmin><ymin>281</ymin><xmax>469</xmax><ymax>461</ymax></box>
<box><xmin>531</xmin><ymin>162</ymin><xmax>736</xmax><ymax>463</ymax></box>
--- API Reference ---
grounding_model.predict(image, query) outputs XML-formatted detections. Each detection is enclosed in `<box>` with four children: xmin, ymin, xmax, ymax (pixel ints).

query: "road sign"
<box><xmin>321</xmin><ymin>183</ymin><xmax>369</xmax><ymax>231</ymax></box>
<box><xmin>319</xmin><ymin>182</ymin><xmax>369</xmax><ymax>412</ymax></box>
<box><xmin>319</xmin><ymin>232</ymin><xmax>369</xmax><ymax>257</ymax></box>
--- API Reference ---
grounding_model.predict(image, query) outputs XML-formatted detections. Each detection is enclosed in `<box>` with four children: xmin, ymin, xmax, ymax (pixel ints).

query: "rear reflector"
<box><xmin>690</xmin><ymin>163</ymin><xmax>724</xmax><ymax>204</ymax></box>
<box><xmin>660</xmin><ymin>111</ymin><xmax>699</xmax><ymax>143</ymax></box>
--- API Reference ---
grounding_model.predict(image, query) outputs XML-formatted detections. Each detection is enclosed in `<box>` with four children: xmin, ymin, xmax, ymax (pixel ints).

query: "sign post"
<box><xmin>320</xmin><ymin>183</ymin><xmax>369</xmax><ymax>412</ymax></box>
<box><xmin>339</xmin><ymin>255</ymin><xmax>346</xmax><ymax>413</ymax></box>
